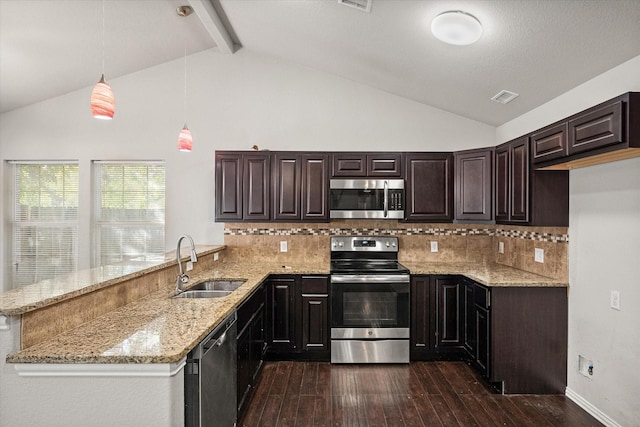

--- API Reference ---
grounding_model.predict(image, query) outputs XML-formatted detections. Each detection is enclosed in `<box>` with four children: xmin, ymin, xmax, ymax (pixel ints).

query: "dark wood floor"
<box><xmin>239</xmin><ymin>361</ymin><xmax>602</xmax><ymax>427</ymax></box>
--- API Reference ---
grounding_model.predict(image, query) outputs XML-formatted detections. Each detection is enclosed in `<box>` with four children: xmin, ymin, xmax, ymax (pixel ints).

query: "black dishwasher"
<box><xmin>185</xmin><ymin>312</ymin><xmax>237</xmax><ymax>427</ymax></box>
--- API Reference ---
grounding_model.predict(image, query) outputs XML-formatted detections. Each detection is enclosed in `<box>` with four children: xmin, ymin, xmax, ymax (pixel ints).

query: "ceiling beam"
<box><xmin>187</xmin><ymin>0</ymin><xmax>236</xmax><ymax>54</ymax></box>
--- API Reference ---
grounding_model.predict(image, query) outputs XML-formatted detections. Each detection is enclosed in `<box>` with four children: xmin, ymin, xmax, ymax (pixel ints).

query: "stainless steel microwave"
<box><xmin>329</xmin><ymin>179</ymin><xmax>405</xmax><ymax>219</ymax></box>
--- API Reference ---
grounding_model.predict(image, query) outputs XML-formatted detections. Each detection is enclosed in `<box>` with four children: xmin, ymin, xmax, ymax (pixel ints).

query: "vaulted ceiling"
<box><xmin>2</xmin><ymin>0</ymin><xmax>640</xmax><ymax>126</ymax></box>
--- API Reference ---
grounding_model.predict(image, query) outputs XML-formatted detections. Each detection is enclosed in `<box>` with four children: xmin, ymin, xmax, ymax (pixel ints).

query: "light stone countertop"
<box><xmin>0</xmin><ymin>245</ymin><xmax>225</xmax><ymax>316</ymax></box>
<box><xmin>6</xmin><ymin>261</ymin><xmax>567</xmax><ymax>365</ymax></box>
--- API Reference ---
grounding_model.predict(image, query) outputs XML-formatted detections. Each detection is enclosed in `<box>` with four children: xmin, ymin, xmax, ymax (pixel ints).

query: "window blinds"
<box><xmin>12</xmin><ymin>163</ymin><xmax>79</xmax><ymax>287</ymax></box>
<box><xmin>93</xmin><ymin>162</ymin><xmax>166</xmax><ymax>266</ymax></box>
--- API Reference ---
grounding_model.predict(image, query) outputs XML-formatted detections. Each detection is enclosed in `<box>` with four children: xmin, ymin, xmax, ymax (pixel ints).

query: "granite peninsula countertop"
<box><xmin>5</xmin><ymin>260</ymin><xmax>566</xmax><ymax>365</ymax></box>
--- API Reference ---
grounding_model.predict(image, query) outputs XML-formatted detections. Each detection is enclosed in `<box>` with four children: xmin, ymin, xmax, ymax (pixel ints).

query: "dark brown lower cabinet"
<box><xmin>236</xmin><ymin>283</ymin><xmax>266</xmax><ymax>419</ymax></box>
<box><xmin>265</xmin><ymin>275</ymin><xmax>329</xmax><ymax>360</ymax></box>
<box><xmin>410</xmin><ymin>275</ymin><xmax>567</xmax><ymax>394</ymax></box>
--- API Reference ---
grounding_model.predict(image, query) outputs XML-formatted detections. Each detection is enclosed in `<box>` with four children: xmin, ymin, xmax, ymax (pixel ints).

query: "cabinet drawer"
<box><xmin>301</xmin><ymin>276</ymin><xmax>329</xmax><ymax>294</ymax></box>
<box><xmin>532</xmin><ymin>123</ymin><xmax>568</xmax><ymax>163</ymax></box>
<box><xmin>568</xmin><ymin>100</ymin><xmax>623</xmax><ymax>155</ymax></box>
<box><xmin>474</xmin><ymin>284</ymin><xmax>490</xmax><ymax>309</ymax></box>
<box><xmin>332</xmin><ymin>153</ymin><xmax>366</xmax><ymax>177</ymax></box>
<box><xmin>367</xmin><ymin>154</ymin><xmax>402</xmax><ymax>177</ymax></box>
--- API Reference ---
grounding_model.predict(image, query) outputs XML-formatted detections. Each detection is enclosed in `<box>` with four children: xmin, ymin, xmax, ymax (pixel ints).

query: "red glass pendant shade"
<box><xmin>178</xmin><ymin>125</ymin><xmax>193</xmax><ymax>152</ymax></box>
<box><xmin>90</xmin><ymin>74</ymin><xmax>115</xmax><ymax>119</ymax></box>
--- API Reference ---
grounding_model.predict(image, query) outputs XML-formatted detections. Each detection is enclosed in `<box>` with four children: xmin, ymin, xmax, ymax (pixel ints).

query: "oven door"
<box><xmin>330</xmin><ymin>274</ymin><xmax>410</xmax><ymax>331</ymax></box>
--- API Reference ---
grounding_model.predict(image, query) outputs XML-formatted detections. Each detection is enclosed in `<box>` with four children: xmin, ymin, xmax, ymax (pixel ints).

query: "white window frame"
<box><xmin>10</xmin><ymin>161</ymin><xmax>79</xmax><ymax>287</ymax></box>
<box><xmin>92</xmin><ymin>161</ymin><xmax>166</xmax><ymax>267</ymax></box>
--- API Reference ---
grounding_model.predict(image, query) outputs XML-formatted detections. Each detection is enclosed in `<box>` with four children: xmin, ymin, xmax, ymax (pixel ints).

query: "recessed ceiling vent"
<box><xmin>491</xmin><ymin>90</ymin><xmax>520</xmax><ymax>105</ymax></box>
<box><xmin>338</xmin><ymin>0</ymin><xmax>372</xmax><ymax>13</ymax></box>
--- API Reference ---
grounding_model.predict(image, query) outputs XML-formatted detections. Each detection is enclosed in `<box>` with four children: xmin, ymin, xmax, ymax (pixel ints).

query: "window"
<box><xmin>93</xmin><ymin>161</ymin><xmax>165</xmax><ymax>267</ymax></box>
<box><xmin>11</xmin><ymin>162</ymin><xmax>79</xmax><ymax>287</ymax></box>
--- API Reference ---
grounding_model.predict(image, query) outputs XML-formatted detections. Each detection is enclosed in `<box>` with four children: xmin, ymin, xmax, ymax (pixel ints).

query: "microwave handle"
<box><xmin>383</xmin><ymin>180</ymin><xmax>389</xmax><ymax>218</ymax></box>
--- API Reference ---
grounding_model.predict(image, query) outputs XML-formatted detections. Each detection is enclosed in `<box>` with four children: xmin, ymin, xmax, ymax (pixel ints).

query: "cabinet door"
<box><xmin>301</xmin><ymin>295</ymin><xmax>328</xmax><ymax>352</ymax></box>
<box><xmin>411</xmin><ymin>276</ymin><xmax>434</xmax><ymax>353</ymax></box>
<box><xmin>494</xmin><ymin>145</ymin><xmax>509</xmax><ymax>222</ymax></box>
<box><xmin>236</xmin><ymin>324</ymin><xmax>252</xmax><ymax>414</ymax></box>
<box><xmin>475</xmin><ymin>306</ymin><xmax>490</xmax><ymax>378</ymax></box>
<box><xmin>568</xmin><ymin>100</ymin><xmax>623</xmax><ymax>155</ymax></box>
<box><xmin>243</xmin><ymin>154</ymin><xmax>270</xmax><ymax>220</ymax></box>
<box><xmin>510</xmin><ymin>137</ymin><xmax>529</xmax><ymax>222</ymax></box>
<box><xmin>454</xmin><ymin>148</ymin><xmax>493</xmax><ymax>221</ymax></box>
<box><xmin>405</xmin><ymin>153</ymin><xmax>453</xmax><ymax>221</ymax></box>
<box><xmin>367</xmin><ymin>153</ymin><xmax>402</xmax><ymax>177</ymax></box>
<box><xmin>531</xmin><ymin>122</ymin><xmax>568</xmax><ymax>164</ymax></box>
<box><xmin>331</xmin><ymin>153</ymin><xmax>366</xmax><ymax>177</ymax></box>
<box><xmin>267</xmin><ymin>277</ymin><xmax>298</xmax><ymax>352</ymax></box>
<box><xmin>215</xmin><ymin>152</ymin><xmax>243</xmax><ymax>221</ymax></box>
<box><xmin>301</xmin><ymin>154</ymin><xmax>329</xmax><ymax>221</ymax></box>
<box><xmin>436</xmin><ymin>277</ymin><xmax>462</xmax><ymax>348</ymax></box>
<box><xmin>463</xmin><ymin>281</ymin><xmax>476</xmax><ymax>355</ymax></box>
<box><xmin>272</xmin><ymin>153</ymin><xmax>301</xmax><ymax>221</ymax></box>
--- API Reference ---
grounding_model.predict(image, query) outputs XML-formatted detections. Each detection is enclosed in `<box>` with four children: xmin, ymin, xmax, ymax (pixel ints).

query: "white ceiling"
<box><xmin>2</xmin><ymin>0</ymin><xmax>640</xmax><ymax>126</ymax></box>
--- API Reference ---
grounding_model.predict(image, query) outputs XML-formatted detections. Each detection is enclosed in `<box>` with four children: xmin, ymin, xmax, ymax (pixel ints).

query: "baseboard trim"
<box><xmin>565</xmin><ymin>387</ymin><xmax>621</xmax><ymax>427</ymax></box>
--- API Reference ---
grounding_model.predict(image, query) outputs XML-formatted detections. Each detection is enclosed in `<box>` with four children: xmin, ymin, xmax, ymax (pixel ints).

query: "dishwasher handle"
<box><xmin>202</xmin><ymin>314</ymin><xmax>236</xmax><ymax>353</ymax></box>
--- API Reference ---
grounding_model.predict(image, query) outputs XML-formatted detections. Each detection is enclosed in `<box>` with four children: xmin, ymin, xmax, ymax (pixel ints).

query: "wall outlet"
<box><xmin>280</xmin><ymin>241</ymin><xmax>288</xmax><ymax>252</ymax></box>
<box><xmin>534</xmin><ymin>248</ymin><xmax>544</xmax><ymax>263</ymax></box>
<box><xmin>430</xmin><ymin>241</ymin><xmax>438</xmax><ymax>252</ymax></box>
<box><xmin>186</xmin><ymin>261</ymin><xmax>193</xmax><ymax>272</ymax></box>
<box><xmin>213</xmin><ymin>252</ymin><xmax>219</xmax><ymax>261</ymax></box>
<box><xmin>610</xmin><ymin>290</ymin><xmax>621</xmax><ymax>310</ymax></box>
<box><xmin>498</xmin><ymin>241</ymin><xmax>504</xmax><ymax>254</ymax></box>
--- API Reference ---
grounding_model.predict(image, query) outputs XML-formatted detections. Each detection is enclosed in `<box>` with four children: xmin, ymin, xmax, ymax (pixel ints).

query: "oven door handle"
<box><xmin>331</xmin><ymin>274</ymin><xmax>410</xmax><ymax>283</ymax></box>
<box><xmin>383</xmin><ymin>180</ymin><xmax>389</xmax><ymax>218</ymax></box>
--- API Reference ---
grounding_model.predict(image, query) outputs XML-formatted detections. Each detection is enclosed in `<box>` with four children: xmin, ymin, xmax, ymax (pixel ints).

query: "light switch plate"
<box><xmin>534</xmin><ymin>248</ymin><xmax>544</xmax><ymax>263</ymax></box>
<box><xmin>280</xmin><ymin>241</ymin><xmax>288</xmax><ymax>252</ymax></box>
<box><xmin>611</xmin><ymin>290</ymin><xmax>621</xmax><ymax>310</ymax></box>
<box><xmin>430</xmin><ymin>241</ymin><xmax>438</xmax><ymax>252</ymax></box>
<box><xmin>213</xmin><ymin>252</ymin><xmax>219</xmax><ymax>261</ymax></box>
<box><xmin>186</xmin><ymin>261</ymin><xmax>193</xmax><ymax>272</ymax></box>
<box><xmin>498</xmin><ymin>242</ymin><xmax>504</xmax><ymax>254</ymax></box>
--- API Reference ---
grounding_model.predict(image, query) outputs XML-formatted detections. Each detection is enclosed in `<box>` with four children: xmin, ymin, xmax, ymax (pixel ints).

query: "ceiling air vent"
<box><xmin>491</xmin><ymin>90</ymin><xmax>520</xmax><ymax>105</ymax></box>
<box><xmin>338</xmin><ymin>0</ymin><xmax>372</xmax><ymax>13</ymax></box>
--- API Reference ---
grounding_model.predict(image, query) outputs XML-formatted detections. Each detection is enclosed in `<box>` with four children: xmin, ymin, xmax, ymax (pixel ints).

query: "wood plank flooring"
<box><xmin>239</xmin><ymin>361</ymin><xmax>602</xmax><ymax>427</ymax></box>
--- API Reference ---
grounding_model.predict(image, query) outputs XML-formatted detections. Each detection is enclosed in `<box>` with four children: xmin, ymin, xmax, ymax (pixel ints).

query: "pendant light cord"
<box><xmin>101</xmin><ymin>0</ymin><xmax>105</xmax><ymax>75</ymax></box>
<box><xmin>183</xmin><ymin>17</ymin><xmax>188</xmax><ymax>125</ymax></box>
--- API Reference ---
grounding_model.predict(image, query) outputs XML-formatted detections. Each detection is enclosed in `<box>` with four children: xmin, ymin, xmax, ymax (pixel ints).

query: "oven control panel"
<box><xmin>330</xmin><ymin>236</ymin><xmax>398</xmax><ymax>252</ymax></box>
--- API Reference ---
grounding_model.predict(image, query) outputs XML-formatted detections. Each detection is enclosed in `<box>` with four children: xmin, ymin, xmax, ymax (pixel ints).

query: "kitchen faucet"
<box><xmin>175</xmin><ymin>234</ymin><xmax>198</xmax><ymax>294</ymax></box>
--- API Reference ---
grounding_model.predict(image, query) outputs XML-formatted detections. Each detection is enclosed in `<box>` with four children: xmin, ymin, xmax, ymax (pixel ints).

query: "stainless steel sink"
<box><xmin>174</xmin><ymin>290</ymin><xmax>233</xmax><ymax>299</ymax></box>
<box><xmin>173</xmin><ymin>279</ymin><xmax>246</xmax><ymax>299</ymax></box>
<box><xmin>187</xmin><ymin>279</ymin><xmax>246</xmax><ymax>292</ymax></box>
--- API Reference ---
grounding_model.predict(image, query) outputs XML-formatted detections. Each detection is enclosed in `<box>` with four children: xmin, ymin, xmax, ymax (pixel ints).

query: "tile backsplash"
<box><xmin>223</xmin><ymin>221</ymin><xmax>568</xmax><ymax>281</ymax></box>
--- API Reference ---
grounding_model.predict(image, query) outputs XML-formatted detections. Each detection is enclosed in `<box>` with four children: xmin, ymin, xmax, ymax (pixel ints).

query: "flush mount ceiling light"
<box><xmin>431</xmin><ymin>11</ymin><xmax>483</xmax><ymax>46</ymax></box>
<box><xmin>91</xmin><ymin>0</ymin><xmax>115</xmax><ymax>119</ymax></box>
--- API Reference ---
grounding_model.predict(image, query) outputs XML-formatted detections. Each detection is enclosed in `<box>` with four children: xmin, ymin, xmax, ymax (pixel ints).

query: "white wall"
<box><xmin>497</xmin><ymin>54</ymin><xmax>640</xmax><ymax>426</ymax></box>
<box><xmin>0</xmin><ymin>48</ymin><xmax>495</xmax><ymax>289</ymax></box>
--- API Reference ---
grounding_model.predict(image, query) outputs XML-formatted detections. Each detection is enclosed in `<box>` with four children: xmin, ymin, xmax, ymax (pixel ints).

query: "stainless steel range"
<box><xmin>330</xmin><ymin>236</ymin><xmax>410</xmax><ymax>364</ymax></box>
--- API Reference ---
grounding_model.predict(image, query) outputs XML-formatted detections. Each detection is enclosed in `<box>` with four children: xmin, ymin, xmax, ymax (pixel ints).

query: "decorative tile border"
<box><xmin>224</xmin><ymin>225</ymin><xmax>569</xmax><ymax>243</ymax></box>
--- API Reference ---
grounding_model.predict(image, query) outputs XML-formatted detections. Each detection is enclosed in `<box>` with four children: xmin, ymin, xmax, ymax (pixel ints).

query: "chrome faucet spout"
<box><xmin>175</xmin><ymin>234</ymin><xmax>198</xmax><ymax>293</ymax></box>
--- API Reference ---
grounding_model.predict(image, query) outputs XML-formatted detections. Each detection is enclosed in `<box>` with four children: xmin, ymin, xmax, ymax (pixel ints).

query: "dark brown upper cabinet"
<box><xmin>214</xmin><ymin>150</ymin><xmax>272</xmax><ymax>222</ymax></box>
<box><xmin>454</xmin><ymin>148</ymin><xmax>493</xmax><ymax>222</ymax></box>
<box><xmin>215</xmin><ymin>152</ymin><xmax>243</xmax><ymax>221</ymax></box>
<box><xmin>301</xmin><ymin>154</ymin><xmax>330</xmax><ymax>221</ymax></box>
<box><xmin>495</xmin><ymin>138</ymin><xmax>568</xmax><ymax>226</ymax></box>
<box><xmin>495</xmin><ymin>137</ymin><xmax>529</xmax><ymax>223</ymax></box>
<box><xmin>272</xmin><ymin>152</ymin><xmax>329</xmax><ymax>222</ymax></box>
<box><xmin>531</xmin><ymin>122</ymin><xmax>568</xmax><ymax>163</ymax></box>
<box><xmin>331</xmin><ymin>152</ymin><xmax>402</xmax><ymax>177</ymax></box>
<box><xmin>405</xmin><ymin>153</ymin><xmax>453</xmax><ymax>222</ymax></box>
<box><xmin>568</xmin><ymin>99</ymin><xmax>623</xmax><ymax>156</ymax></box>
<box><xmin>243</xmin><ymin>153</ymin><xmax>271</xmax><ymax>221</ymax></box>
<box><xmin>272</xmin><ymin>153</ymin><xmax>301</xmax><ymax>221</ymax></box>
<box><xmin>533</xmin><ymin>92</ymin><xmax>639</xmax><ymax>170</ymax></box>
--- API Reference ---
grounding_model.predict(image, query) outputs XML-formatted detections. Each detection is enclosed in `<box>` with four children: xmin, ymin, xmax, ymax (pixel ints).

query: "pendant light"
<box><xmin>91</xmin><ymin>0</ymin><xmax>115</xmax><ymax>119</ymax></box>
<box><xmin>177</xmin><ymin>6</ymin><xmax>193</xmax><ymax>152</ymax></box>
